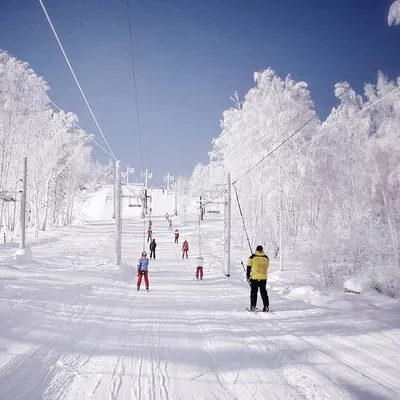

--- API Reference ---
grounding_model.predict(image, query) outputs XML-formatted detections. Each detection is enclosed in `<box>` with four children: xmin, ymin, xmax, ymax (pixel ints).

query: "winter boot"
<box><xmin>263</xmin><ymin>306</ymin><xmax>269</xmax><ymax>312</ymax></box>
<box><xmin>137</xmin><ymin>286</ymin><xmax>140</xmax><ymax>291</ymax></box>
<box><xmin>146</xmin><ymin>287</ymin><xmax>149</xmax><ymax>292</ymax></box>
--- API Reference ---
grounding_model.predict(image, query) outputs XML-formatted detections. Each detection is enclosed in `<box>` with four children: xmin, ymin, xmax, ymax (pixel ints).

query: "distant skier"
<box><xmin>137</xmin><ymin>251</ymin><xmax>150</xmax><ymax>291</ymax></box>
<box><xmin>246</xmin><ymin>245</ymin><xmax>270</xmax><ymax>312</ymax></box>
<box><xmin>196</xmin><ymin>261</ymin><xmax>203</xmax><ymax>280</ymax></box>
<box><xmin>148</xmin><ymin>219</ymin><xmax>152</xmax><ymax>229</ymax></box>
<box><xmin>162</xmin><ymin>186</ymin><xmax>165</xmax><ymax>194</ymax></box>
<box><xmin>182</xmin><ymin>240</ymin><xmax>189</xmax><ymax>258</ymax></box>
<box><xmin>174</xmin><ymin>229</ymin><xmax>179</xmax><ymax>243</ymax></box>
<box><xmin>169</xmin><ymin>219</ymin><xmax>173</xmax><ymax>231</ymax></box>
<box><xmin>149</xmin><ymin>239</ymin><xmax>157</xmax><ymax>260</ymax></box>
<box><xmin>196</xmin><ymin>267</ymin><xmax>203</xmax><ymax>280</ymax></box>
<box><xmin>147</xmin><ymin>227</ymin><xmax>152</xmax><ymax>242</ymax></box>
<box><xmin>166</xmin><ymin>212</ymin><xmax>169</xmax><ymax>221</ymax></box>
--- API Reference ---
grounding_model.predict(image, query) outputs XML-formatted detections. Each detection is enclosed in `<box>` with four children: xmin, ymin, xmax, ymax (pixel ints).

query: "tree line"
<box><xmin>187</xmin><ymin>68</ymin><xmax>400</xmax><ymax>296</ymax></box>
<box><xmin>0</xmin><ymin>51</ymin><xmax>112</xmax><ymax>238</ymax></box>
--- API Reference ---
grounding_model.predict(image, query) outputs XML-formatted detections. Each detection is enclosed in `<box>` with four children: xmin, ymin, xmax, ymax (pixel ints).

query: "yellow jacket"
<box><xmin>247</xmin><ymin>251</ymin><xmax>269</xmax><ymax>280</ymax></box>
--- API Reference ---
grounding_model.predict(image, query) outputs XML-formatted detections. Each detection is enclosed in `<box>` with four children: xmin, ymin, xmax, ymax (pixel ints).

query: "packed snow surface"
<box><xmin>0</xmin><ymin>190</ymin><xmax>399</xmax><ymax>399</ymax></box>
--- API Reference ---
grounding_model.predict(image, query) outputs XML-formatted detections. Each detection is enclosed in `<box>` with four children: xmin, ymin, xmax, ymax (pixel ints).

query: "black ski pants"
<box><xmin>150</xmin><ymin>250</ymin><xmax>156</xmax><ymax>259</ymax></box>
<box><xmin>250</xmin><ymin>279</ymin><xmax>269</xmax><ymax>309</ymax></box>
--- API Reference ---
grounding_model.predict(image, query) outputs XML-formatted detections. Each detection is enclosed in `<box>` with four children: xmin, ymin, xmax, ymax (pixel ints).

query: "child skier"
<box><xmin>147</xmin><ymin>227</ymin><xmax>152</xmax><ymax>242</ymax></box>
<box><xmin>137</xmin><ymin>251</ymin><xmax>150</xmax><ymax>291</ymax></box>
<box><xmin>174</xmin><ymin>229</ymin><xmax>179</xmax><ymax>243</ymax></box>
<box><xmin>196</xmin><ymin>261</ymin><xmax>203</xmax><ymax>280</ymax></box>
<box><xmin>182</xmin><ymin>240</ymin><xmax>189</xmax><ymax>258</ymax></box>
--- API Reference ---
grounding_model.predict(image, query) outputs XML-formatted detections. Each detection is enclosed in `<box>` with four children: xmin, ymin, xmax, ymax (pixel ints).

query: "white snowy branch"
<box><xmin>388</xmin><ymin>0</ymin><xmax>400</xmax><ymax>25</ymax></box>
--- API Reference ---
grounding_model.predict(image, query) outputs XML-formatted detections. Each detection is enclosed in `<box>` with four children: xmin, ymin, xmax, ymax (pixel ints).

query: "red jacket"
<box><xmin>174</xmin><ymin>231</ymin><xmax>179</xmax><ymax>238</ymax></box>
<box><xmin>182</xmin><ymin>241</ymin><xmax>189</xmax><ymax>251</ymax></box>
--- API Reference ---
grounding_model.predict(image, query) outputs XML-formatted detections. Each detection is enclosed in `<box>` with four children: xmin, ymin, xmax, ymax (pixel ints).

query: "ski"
<box><xmin>246</xmin><ymin>307</ymin><xmax>274</xmax><ymax>314</ymax></box>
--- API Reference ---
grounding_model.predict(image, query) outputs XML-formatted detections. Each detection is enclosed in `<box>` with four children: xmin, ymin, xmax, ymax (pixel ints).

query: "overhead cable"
<box><xmin>38</xmin><ymin>0</ymin><xmax>117</xmax><ymax>160</ymax></box>
<box><xmin>125</xmin><ymin>0</ymin><xmax>144</xmax><ymax>171</ymax></box>
<box><xmin>50</xmin><ymin>100</ymin><xmax>115</xmax><ymax>159</ymax></box>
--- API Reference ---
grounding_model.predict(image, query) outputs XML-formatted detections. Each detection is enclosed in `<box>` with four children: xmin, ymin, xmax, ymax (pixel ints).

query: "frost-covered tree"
<box><xmin>388</xmin><ymin>0</ymin><xmax>400</xmax><ymax>25</ymax></box>
<box><xmin>210</xmin><ymin>69</ymin><xmax>318</xmax><ymax>252</ymax></box>
<box><xmin>308</xmin><ymin>73</ymin><xmax>400</xmax><ymax>293</ymax></box>
<box><xmin>189</xmin><ymin>67</ymin><xmax>400</xmax><ymax>296</ymax></box>
<box><xmin>0</xmin><ymin>51</ymin><xmax>107</xmax><ymax>235</ymax></box>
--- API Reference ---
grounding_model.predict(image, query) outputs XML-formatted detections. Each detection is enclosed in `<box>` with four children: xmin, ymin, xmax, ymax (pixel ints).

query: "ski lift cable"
<box><xmin>125</xmin><ymin>0</ymin><xmax>149</xmax><ymax>251</ymax></box>
<box><xmin>232</xmin><ymin>184</ymin><xmax>252</xmax><ymax>254</ymax></box>
<box><xmin>226</xmin><ymin>49</ymin><xmax>400</xmax><ymax>163</ymax></box>
<box><xmin>50</xmin><ymin>101</ymin><xmax>115</xmax><ymax>159</ymax></box>
<box><xmin>225</xmin><ymin>109</ymin><xmax>315</xmax><ymax>160</ymax></box>
<box><xmin>233</xmin><ymin>113</ymin><xmax>317</xmax><ymax>184</ymax></box>
<box><xmin>38</xmin><ymin>0</ymin><xmax>117</xmax><ymax>161</ymax></box>
<box><xmin>125</xmin><ymin>0</ymin><xmax>144</xmax><ymax>175</ymax></box>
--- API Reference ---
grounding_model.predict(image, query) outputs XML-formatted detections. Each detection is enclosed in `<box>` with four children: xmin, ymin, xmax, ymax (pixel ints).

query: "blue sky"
<box><xmin>1</xmin><ymin>0</ymin><xmax>400</xmax><ymax>183</ymax></box>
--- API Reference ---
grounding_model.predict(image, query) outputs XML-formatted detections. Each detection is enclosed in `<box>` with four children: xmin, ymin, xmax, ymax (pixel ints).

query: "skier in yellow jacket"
<box><xmin>246</xmin><ymin>245</ymin><xmax>270</xmax><ymax>312</ymax></box>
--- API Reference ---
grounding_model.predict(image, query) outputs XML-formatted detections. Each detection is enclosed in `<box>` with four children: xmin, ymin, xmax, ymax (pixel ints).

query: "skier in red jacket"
<box><xmin>182</xmin><ymin>240</ymin><xmax>189</xmax><ymax>258</ymax></box>
<box><xmin>174</xmin><ymin>229</ymin><xmax>179</xmax><ymax>243</ymax></box>
<box><xmin>147</xmin><ymin>227</ymin><xmax>152</xmax><ymax>242</ymax></box>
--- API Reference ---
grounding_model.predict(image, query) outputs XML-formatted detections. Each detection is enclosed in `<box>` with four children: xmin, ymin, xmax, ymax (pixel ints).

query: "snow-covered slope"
<box><xmin>0</xmin><ymin>190</ymin><xmax>399</xmax><ymax>399</ymax></box>
<box><xmin>72</xmin><ymin>185</ymin><xmax>176</xmax><ymax>223</ymax></box>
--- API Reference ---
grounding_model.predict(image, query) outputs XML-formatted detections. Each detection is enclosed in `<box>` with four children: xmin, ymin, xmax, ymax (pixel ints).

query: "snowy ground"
<box><xmin>0</xmin><ymin>202</ymin><xmax>400</xmax><ymax>399</ymax></box>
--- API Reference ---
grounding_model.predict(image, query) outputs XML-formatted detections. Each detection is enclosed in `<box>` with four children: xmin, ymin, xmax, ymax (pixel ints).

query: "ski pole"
<box><xmin>241</xmin><ymin>261</ymin><xmax>246</xmax><ymax>273</ymax></box>
<box><xmin>241</xmin><ymin>262</ymin><xmax>251</xmax><ymax>286</ymax></box>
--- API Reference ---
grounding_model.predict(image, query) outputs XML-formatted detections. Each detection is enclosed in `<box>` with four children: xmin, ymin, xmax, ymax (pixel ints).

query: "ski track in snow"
<box><xmin>0</xmin><ymin>203</ymin><xmax>400</xmax><ymax>399</ymax></box>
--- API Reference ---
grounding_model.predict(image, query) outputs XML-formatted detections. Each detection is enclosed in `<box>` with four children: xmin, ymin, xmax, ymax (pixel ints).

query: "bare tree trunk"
<box><xmin>41</xmin><ymin>177</ymin><xmax>52</xmax><ymax>231</ymax></box>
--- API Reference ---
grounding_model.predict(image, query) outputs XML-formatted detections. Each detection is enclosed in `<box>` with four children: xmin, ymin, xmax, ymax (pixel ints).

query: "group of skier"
<box><xmin>136</xmin><ymin>218</ymin><xmax>192</xmax><ymax>291</ymax></box>
<box><xmin>138</xmin><ymin>219</ymin><xmax>270</xmax><ymax>312</ymax></box>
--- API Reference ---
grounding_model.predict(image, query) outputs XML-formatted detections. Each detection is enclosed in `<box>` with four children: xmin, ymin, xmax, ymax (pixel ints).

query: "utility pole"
<box><xmin>112</xmin><ymin>160</ymin><xmax>116</xmax><ymax>219</ymax></box>
<box><xmin>140</xmin><ymin>188</ymin><xmax>152</xmax><ymax>218</ymax></box>
<box><xmin>19</xmin><ymin>156</ymin><xmax>27</xmax><ymax>250</ymax></box>
<box><xmin>143</xmin><ymin>169</ymin><xmax>153</xmax><ymax>189</ymax></box>
<box><xmin>141</xmin><ymin>188</ymin><xmax>147</xmax><ymax>218</ymax></box>
<box><xmin>224</xmin><ymin>173</ymin><xmax>231</xmax><ymax>277</ymax></box>
<box><xmin>278</xmin><ymin>168</ymin><xmax>284</xmax><ymax>271</ymax></box>
<box><xmin>163</xmin><ymin>172</ymin><xmax>174</xmax><ymax>193</ymax></box>
<box><xmin>115</xmin><ymin>160</ymin><xmax>122</xmax><ymax>265</ymax></box>
<box><xmin>174</xmin><ymin>182</ymin><xmax>178</xmax><ymax>216</ymax></box>
<box><xmin>199</xmin><ymin>196</ymin><xmax>204</xmax><ymax>221</ymax></box>
<box><xmin>196</xmin><ymin>199</ymin><xmax>204</xmax><ymax>280</ymax></box>
<box><xmin>279</xmin><ymin>198</ymin><xmax>283</xmax><ymax>271</ymax></box>
<box><xmin>198</xmin><ymin>202</ymin><xmax>202</xmax><ymax>253</ymax></box>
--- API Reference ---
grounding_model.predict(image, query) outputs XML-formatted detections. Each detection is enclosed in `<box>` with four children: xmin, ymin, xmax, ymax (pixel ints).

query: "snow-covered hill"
<box><xmin>0</xmin><ymin>189</ymin><xmax>399</xmax><ymax>399</ymax></box>
<box><xmin>72</xmin><ymin>185</ymin><xmax>176</xmax><ymax>222</ymax></box>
